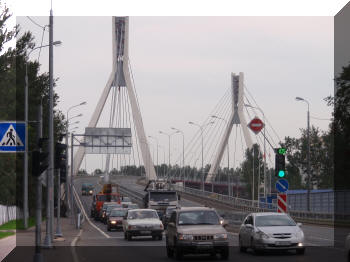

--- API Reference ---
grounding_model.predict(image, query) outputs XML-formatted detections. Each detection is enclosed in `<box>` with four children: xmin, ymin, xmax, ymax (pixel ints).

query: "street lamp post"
<box><xmin>211</xmin><ymin>116</ymin><xmax>230</xmax><ymax>195</ymax></box>
<box><xmin>244</xmin><ymin>104</ymin><xmax>267</xmax><ymax>200</ymax></box>
<box><xmin>24</xmin><ymin>41</ymin><xmax>62</xmax><ymax>231</ymax></box>
<box><xmin>295</xmin><ymin>97</ymin><xmax>311</xmax><ymax>212</ymax></box>
<box><xmin>188</xmin><ymin>121</ymin><xmax>214</xmax><ymax>192</ymax></box>
<box><xmin>159</xmin><ymin>131</ymin><xmax>178</xmax><ymax>180</ymax></box>
<box><xmin>171</xmin><ymin>127</ymin><xmax>185</xmax><ymax>187</ymax></box>
<box><xmin>66</xmin><ymin>102</ymin><xmax>86</xmax><ymax>218</ymax></box>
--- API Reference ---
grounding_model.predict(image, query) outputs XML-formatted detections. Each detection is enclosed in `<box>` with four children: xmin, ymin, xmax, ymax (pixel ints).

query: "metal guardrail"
<box><xmin>173</xmin><ymin>185</ymin><xmax>336</xmax><ymax>224</ymax></box>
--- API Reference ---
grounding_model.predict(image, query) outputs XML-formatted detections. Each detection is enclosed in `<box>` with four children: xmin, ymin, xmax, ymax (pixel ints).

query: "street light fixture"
<box><xmin>188</xmin><ymin>121</ymin><xmax>214</xmax><ymax>192</ymax></box>
<box><xmin>68</xmin><ymin>113</ymin><xmax>83</xmax><ymax>122</ymax></box>
<box><xmin>295</xmin><ymin>96</ymin><xmax>311</xmax><ymax>212</ymax></box>
<box><xmin>171</xmin><ymin>127</ymin><xmax>185</xmax><ymax>187</ymax></box>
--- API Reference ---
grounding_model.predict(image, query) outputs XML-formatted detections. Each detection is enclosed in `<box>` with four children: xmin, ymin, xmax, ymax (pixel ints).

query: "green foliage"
<box><xmin>0</xmin><ymin>231</ymin><xmax>15</xmax><ymax>239</ymax></box>
<box><xmin>0</xmin><ymin>3</ymin><xmax>66</xmax><ymax>213</ymax></box>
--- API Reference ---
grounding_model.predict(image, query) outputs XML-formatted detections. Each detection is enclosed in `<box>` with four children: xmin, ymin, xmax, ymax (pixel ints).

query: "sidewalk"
<box><xmin>1</xmin><ymin>217</ymin><xmax>80</xmax><ymax>261</ymax></box>
<box><xmin>0</xmin><ymin>235</ymin><xmax>15</xmax><ymax>261</ymax></box>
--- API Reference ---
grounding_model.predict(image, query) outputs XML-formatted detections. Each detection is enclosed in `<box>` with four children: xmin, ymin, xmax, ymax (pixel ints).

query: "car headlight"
<box><xmin>89</xmin><ymin>190</ymin><xmax>93</xmax><ymax>194</ymax></box>
<box><xmin>178</xmin><ymin>234</ymin><xmax>193</xmax><ymax>241</ymax></box>
<box><xmin>111</xmin><ymin>221</ymin><xmax>117</xmax><ymax>224</ymax></box>
<box><xmin>214</xmin><ymin>233</ymin><xmax>228</xmax><ymax>240</ymax></box>
<box><xmin>256</xmin><ymin>230</ymin><xmax>270</xmax><ymax>239</ymax></box>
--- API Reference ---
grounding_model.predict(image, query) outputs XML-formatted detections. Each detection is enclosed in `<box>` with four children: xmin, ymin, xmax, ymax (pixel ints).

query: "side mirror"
<box><xmin>297</xmin><ymin>222</ymin><xmax>302</xmax><ymax>227</ymax></box>
<box><xmin>246</xmin><ymin>224</ymin><xmax>253</xmax><ymax>229</ymax></box>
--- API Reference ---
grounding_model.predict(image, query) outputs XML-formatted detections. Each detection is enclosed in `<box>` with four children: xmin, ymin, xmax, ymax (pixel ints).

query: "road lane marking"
<box><xmin>71</xmin><ymin>229</ymin><xmax>83</xmax><ymax>262</ymax></box>
<box><xmin>73</xmin><ymin>186</ymin><xmax>110</xmax><ymax>239</ymax></box>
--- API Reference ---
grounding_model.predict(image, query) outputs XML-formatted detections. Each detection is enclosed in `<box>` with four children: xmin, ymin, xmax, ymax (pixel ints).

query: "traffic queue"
<box><xmin>82</xmin><ymin>181</ymin><xmax>305</xmax><ymax>260</ymax></box>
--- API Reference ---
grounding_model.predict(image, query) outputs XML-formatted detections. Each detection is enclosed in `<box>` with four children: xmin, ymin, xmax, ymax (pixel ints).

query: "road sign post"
<box><xmin>275</xmin><ymin>178</ymin><xmax>289</xmax><ymax>193</ymax></box>
<box><xmin>277</xmin><ymin>193</ymin><xmax>287</xmax><ymax>213</ymax></box>
<box><xmin>0</xmin><ymin>122</ymin><xmax>26</xmax><ymax>152</ymax></box>
<box><xmin>247</xmin><ymin>117</ymin><xmax>264</xmax><ymax>134</ymax></box>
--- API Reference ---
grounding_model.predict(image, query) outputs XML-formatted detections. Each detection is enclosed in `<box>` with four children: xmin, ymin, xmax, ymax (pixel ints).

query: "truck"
<box><xmin>142</xmin><ymin>179</ymin><xmax>180</xmax><ymax>219</ymax></box>
<box><xmin>90</xmin><ymin>183</ymin><xmax>121</xmax><ymax>220</ymax></box>
<box><xmin>82</xmin><ymin>183</ymin><xmax>94</xmax><ymax>195</ymax></box>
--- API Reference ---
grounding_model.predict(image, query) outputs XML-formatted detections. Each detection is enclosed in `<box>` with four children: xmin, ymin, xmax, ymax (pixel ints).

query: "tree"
<box><xmin>0</xmin><ymin>2</ymin><xmax>66</xmax><ymax>212</ymax></box>
<box><xmin>326</xmin><ymin>62</ymin><xmax>350</xmax><ymax>189</ymax></box>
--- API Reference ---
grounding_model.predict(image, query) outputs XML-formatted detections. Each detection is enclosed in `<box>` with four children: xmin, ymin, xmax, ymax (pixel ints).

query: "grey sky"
<box><xmin>17</xmin><ymin>16</ymin><xmax>334</xmax><ymax>172</ymax></box>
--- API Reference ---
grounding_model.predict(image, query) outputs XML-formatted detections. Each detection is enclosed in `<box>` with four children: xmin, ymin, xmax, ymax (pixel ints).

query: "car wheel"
<box><xmin>107</xmin><ymin>226</ymin><xmax>111</xmax><ymax>232</ymax></box>
<box><xmin>158</xmin><ymin>235</ymin><xmax>163</xmax><ymax>241</ymax></box>
<box><xmin>239</xmin><ymin>236</ymin><xmax>247</xmax><ymax>253</ymax></box>
<box><xmin>251</xmin><ymin>238</ymin><xmax>263</xmax><ymax>255</ymax></box>
<box><xmin>127</xmin><ymin>232</ymin><xmax>132</xmax><ymax>241</ymax></box>
<box><xmin>296</xmin><ymin>248</ymin><xmax>305</xmax><ymax>255</ymax></box>
<box><xmin>124</xmin><ymin>232</ymin><xmax>127</xmax><ymax>240</ymax></box>
<box><xmin>220</xmin><ymin>247</ymin><xmax>229</xmax><ymax>260</ymax></box>
<box><xmin>152</xmin><ymin>235</ymin><xmax>157</xmax><ymax>240</ymax></box>
<box><xmin>174</xmin><ymin>246</ymin><xmax>183</xmax><ymax>261</ymax></box>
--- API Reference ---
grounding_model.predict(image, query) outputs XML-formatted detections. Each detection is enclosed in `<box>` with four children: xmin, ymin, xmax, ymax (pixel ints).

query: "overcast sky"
<box><xmin>15</xmin><ymin>15</ymin><xmax>336</xmax><ymax>172</ymax></box>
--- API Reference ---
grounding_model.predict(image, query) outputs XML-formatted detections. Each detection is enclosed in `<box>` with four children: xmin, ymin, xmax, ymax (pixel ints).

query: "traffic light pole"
<box><xmin>55</xmin><ymin>169</ymin><xmax>63</xmax><ymax>237</ymax></box>
<box><xmin>34</xmin><ymin>102</ymin><xmax>43</xmax><ymax>262</ymax></box>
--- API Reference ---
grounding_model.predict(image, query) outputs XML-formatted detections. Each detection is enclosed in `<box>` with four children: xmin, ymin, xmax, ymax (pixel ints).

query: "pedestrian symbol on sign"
<box><xmin>0</xmin><ymin>122</ymin><xmax>25</xmax><ymax>152</ymax></box>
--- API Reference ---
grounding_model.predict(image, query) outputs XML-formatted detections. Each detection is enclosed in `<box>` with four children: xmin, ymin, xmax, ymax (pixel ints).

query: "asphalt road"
<box><xmin>71</xmin><ymin>176</ymin><xmax>346</xmax><ymax>262</ymax></box>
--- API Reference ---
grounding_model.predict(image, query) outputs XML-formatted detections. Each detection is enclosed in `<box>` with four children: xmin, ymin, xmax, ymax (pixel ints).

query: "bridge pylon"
<box><xmin>206</xmin><ymin>72</ymin><xmax>253</xmax><ymax>183</ymax></box>
<box><xmin>72</xmin><ymin>17</ymin><xmax>157</xmax><ymax>182</ymax></box>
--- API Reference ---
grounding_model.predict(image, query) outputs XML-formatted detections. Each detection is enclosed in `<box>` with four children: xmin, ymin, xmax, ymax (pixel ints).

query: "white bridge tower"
<box><xmin>73</xmin><ymin>17</ymin><xmax>157</xmax><ymax>181</ymax></box>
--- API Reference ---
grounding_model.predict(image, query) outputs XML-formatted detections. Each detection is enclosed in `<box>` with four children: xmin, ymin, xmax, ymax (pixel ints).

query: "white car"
<box><xmin>238</xmin><ymin>212</ymin><xmax>305</xmax><ymax>255</ymax></box>
<box><xmin>122</xmin><ymin>209</ymin><xmax>164</xmax><ymax>241</ymax></box>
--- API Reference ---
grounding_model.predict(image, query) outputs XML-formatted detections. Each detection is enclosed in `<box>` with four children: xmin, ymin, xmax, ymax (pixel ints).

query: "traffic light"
<box><xmin>275</xmin><ymin>147</ymin><xmax>286</xmax><ymax>178</ymax></box>
<box><xmin>55</xmin><ymin>142</ymin><xmax>67</xmax><ymax>170</ymax></box>
<box><xmin>32</xmin><ymin>150</ymin><xmax>49</xmax><ymax>177</ymax></box>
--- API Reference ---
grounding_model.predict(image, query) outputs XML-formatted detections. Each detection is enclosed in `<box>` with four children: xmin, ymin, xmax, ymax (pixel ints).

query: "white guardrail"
<box><xmin>0</xmin><ymin>205</ymin><xmax>21</xmax><ymax>226</ymax></box>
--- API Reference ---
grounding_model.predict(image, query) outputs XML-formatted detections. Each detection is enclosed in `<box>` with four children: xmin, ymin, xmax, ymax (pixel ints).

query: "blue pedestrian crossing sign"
<box><xmin>275</xmin><ymin>178</ymin><xmax>289</xmax><ymax>193</ymax></box>
<box><xmin>0</xmin><ymin>122</ymin><xmax>25</xmax><ymax>153</ymax></box>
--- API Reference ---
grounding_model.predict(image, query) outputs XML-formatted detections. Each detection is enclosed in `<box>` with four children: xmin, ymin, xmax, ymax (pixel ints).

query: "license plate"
<box><xmin>140</xmin><ymin>231</ymin><xmax>151</xmax><ymax>234</ymax></box>
<box><xmin>275</xmin><ymin>241</ymin><xmax>291</xmax><ymax>246</ymax></box>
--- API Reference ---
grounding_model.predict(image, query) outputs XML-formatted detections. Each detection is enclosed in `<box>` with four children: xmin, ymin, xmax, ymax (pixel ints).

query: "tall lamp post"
<box><xmin>295</xmin><ymin>97</ymin><xmax>311</xmax><ymax>212</ymax></box>
<box><xmin>211</xmin><ymin>115</ymin><xmax>230</xmax><ymax>195</ymax></box>
<box><xmin>148</xmin><ymin>136</ymin><xmax>159</xmax><ymax>176</ymax></box>
<box><xmin>244</xmin><ymin>104</ymin><xmax>267</xmax><ymax>199</ymax></box>
<box><xmin>66</xmin><ymin>102</ymin><xmax>86</xmax><ymax>216</ymax></box>
<box><xmin>188</xmin><ymin>121</ymin><xmax>214</xmax><ymax>192</ymax></box>
<box><xmin>24</xmin><ymin>41</ymin><xmax>62</xmax><ymax>231</ymax></box>
<box><xmin>159</xmin><ymin>130</ymin><xmax>178</xmax><ymax>180</ymax></box>
<box><xmin>171</xmin><ymin>127</ymin><xmax>185</xmax><ymax>187</ymax></box>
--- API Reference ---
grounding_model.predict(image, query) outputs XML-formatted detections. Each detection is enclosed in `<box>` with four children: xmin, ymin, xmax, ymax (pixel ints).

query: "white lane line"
<box><xmin>71</xmin><ymin>229</ymin><xmax>83</xmax><ymax>262</ymax></box>
<box><xmin>73</xmin><ymin>186</ymin><xmax>110</xmax><ymax>239</ymax></box>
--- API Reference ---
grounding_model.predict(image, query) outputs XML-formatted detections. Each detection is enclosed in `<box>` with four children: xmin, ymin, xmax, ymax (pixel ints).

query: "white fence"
<box><xmin>0</xmin><ymin>205</ymin><xmax>20</xmax><ymax>226</ymax></box>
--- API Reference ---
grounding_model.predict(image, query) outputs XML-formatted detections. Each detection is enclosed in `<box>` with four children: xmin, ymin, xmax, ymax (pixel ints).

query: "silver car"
<box><xmin>122</xmin><ymin>209</ymin><xmax>164</xmax><ymax>241</ymax></box>
<box><xmin>238</xmin><ymin>212</ymin><xmax>305</xmax><ymax>255</ymax></box>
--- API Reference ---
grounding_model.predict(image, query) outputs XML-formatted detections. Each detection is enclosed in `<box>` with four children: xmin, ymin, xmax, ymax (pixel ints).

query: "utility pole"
<box><xmin>44</xmin><ymin>9</ymin><xmax>54</xmax><ymax>248</ymax></box>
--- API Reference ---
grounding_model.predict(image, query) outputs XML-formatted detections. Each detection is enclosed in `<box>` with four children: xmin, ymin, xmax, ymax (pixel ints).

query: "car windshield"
<box><xmin>110</xmin><ymin>209</ymin><xmax>127</xmax><ymax>217</ymax></box>
<box><xmin>178</xmin><ymin>211</ymin><xmax>220</xmax><ymax>225</ymax></box>
<box><xmin>107</xmin><ymin>205</ymin><xmax>122</xmax><ymax>212</ymax></box>
<box><xmin>149</xmin><ymin>192</ymin><xmax>177</xmax><ymax>202</ymax></box>
<box><xmin>166</xmin><ymin>208</ymin><xmax>176</xmax><ymax>215</ymax></box>
<box><xmin>255</xmin><ymin>215</ymin><xmax>296</xmax><ymax>227</ymax></box>
<box><xmin>97</xmin><ymin>195</ymin><xmax>107</xmax><ymax>201</ymax></box>
<box><xmin>128</xmin><ymin>210</ymin><xmax>159</xmax><ymax>220</ymax></box>
<box><xmin>122</xmin><ymin>197</ymin><xmax>131</xmax><ymax>202</ymax></box>
<box><xmin>128</xmin><ymin>204</ymin><xmax>138</xmax><ymax>209</ymax></box>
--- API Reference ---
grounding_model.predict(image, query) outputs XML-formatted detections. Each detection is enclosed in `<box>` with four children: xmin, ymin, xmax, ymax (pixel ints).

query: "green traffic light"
<box><xmin>278</xmin><ymin>170</ymin><xmax>285</xmax><ymax>178</ymax></box>
<box><xmin>278</xmin><ymin>148</ymin><xmax>286</xmax><ymax>155</ymax></box>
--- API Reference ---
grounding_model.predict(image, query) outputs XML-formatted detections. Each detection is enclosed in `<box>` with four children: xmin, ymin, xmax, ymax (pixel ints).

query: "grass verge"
<box><xmin>0</xmin><ymin>217</ymin><xmax>36</xmax><ymax>230</ymax></box>
<box><xmin>0</xmin><ymin>231</ymin><xmax>15</xmax><ymax>239</ymax></box>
